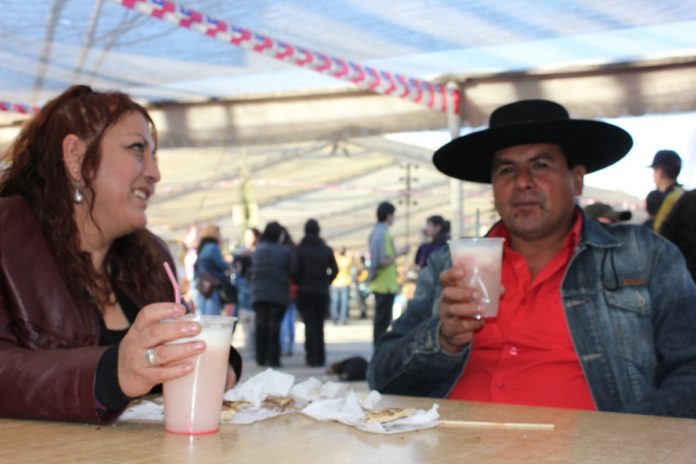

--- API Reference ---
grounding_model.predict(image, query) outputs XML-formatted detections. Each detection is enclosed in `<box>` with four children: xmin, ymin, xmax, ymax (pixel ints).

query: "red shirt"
<box><xmin>448</xmin><ymin>213</ymin><xmax>595</xmax><ymax>410</ymax></box>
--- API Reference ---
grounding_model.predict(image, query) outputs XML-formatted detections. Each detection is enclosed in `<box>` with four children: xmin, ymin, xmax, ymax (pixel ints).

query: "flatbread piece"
<box><xmin>363</xmin><ymin>407</ymin><xmax>416</xmax><ymax>424</ymax></box>
<box><xmin>221</xmin><ymin>400</ymin><xmax>252</xmax><ymax>420</ymax></box>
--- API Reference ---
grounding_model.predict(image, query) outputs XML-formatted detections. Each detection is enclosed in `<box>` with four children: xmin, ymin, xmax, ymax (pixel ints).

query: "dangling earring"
<box><xmin>73</xmin><ymin>182</ymin><xmax>84</xmax><ymax>204</ymax></box>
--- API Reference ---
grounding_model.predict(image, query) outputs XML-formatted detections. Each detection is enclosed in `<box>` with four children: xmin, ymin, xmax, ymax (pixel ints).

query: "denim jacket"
<box><xmin>367</xmin><ymin>210</ymin><xmax>696</xmax><ymax>418</ymax></box>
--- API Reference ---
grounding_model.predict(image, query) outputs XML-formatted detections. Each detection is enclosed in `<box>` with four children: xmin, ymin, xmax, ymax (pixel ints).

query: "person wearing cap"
<box><xmin>367</xmin><ymin>99</ymin><xmax>696</xmax><ymax>418</ymax></box>
<box><xmin>648</xmin><ymin>149</ymin><xmax>683</xmax><ymax>232</ymax></box>
<box><xmin>584</xmin><ymin>202</ymin><xmax>632</xmax><ymax>224</ymax></box>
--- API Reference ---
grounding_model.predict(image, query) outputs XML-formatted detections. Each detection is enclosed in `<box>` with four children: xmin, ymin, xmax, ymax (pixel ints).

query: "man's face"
<box><xmin>491</xmin><ymin>143</ymin><xmax>585</xmax><ymax>241</ymax></box>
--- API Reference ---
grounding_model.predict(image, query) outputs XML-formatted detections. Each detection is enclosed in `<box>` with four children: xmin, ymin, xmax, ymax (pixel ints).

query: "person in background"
<box><xmin>0</xmin><ymin>85</ymin><xmax>240</xmax><ymax>423</ymax></box>
<box><xmin>583</xmin><ymin>202</ymin><xmax>632</xmax><ymax>224</ymax></box>
<box><xmin>648</xmin><ymin>149</ymin><xmax>683</xmax><ymax>233</ymax></box>
<box><xmin>352</xmin><ymin>254</ymin><xmax>370</xmax><ymax>320</ymax></box>
<box><xmin>193</xmin><ymin>223</ymin><xmax>231</xmax><ymax>315</ymax></box>
<box><xmin>368</xmin><ymin>99</ymin><xmax>696</xmax><ymax>418</ymax></box>
<box><xmin>330</xmin><ymin>247</ymin><xmax>353</xmax><ymax>325</ymax></box>
<box><xmin>251</xmin><ymin>221</ymin><xmax>291</xmax><ymax>367</ymax></box>
<box><xmin>279</xmin><ymin>226</ymin><xmax>298</xmax><ymax>357</ymax></box>
<box><xmin>414</xmin><ymin>215</ymin><xmax>451</xmax><ymax>269</ymax></box>
<box><xmin>660</xmin><ymin>189</ymin><xmax>696</xmax><ymax>283</ymax></box>
<box><xmin>643</xmin><ymin>189</ymin><xmax>665</xmax><ymax>229</ymax></box>
<box><xmin>291</xmin><ymin>219</ymin><xmax>338</xmax><ymax>367</ymax></box>
<box><xmin>368</xmin><ymin>201</ymin><xmax>409</xmax><ymax>345</ymax></box>
<box><xmin>233</xmin><ymin>227</ymin><xmax>260</xmax><ymax>356</ymax></box>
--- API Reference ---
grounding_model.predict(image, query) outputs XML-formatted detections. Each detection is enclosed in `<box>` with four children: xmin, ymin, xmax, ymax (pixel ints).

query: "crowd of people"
<box><xmin>1</xmin><ymin>85</ymin><xmax>694</xmax><ymax>426</ymax></box>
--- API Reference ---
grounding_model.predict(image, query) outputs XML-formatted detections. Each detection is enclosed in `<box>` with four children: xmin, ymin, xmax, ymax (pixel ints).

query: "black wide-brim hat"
<box><xmin>433</xmin><ymin>99</ymin><xmax>633</xmax><ymax>184</ymax></box>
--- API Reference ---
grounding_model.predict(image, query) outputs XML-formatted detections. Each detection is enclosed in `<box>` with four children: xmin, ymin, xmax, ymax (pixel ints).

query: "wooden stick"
<box><xmin>438</xmin><ymin>419</ymin><xmax>555</xmax><ymax>431</ymax></box>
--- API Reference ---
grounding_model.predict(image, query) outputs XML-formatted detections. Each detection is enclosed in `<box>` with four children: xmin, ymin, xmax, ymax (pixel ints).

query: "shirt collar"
<box><xmin>488</xmin><ymin>208</ymin><xmax>583</xmax><ymax>253</ymax></box>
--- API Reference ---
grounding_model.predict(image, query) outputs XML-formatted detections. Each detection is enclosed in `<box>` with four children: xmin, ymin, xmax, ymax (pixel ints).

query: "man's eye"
<box><xmin>532</xmin><ymin>161</ymin><xmax>550</xmax><ymax>170</ymax></box>
<box><xmin>494</xmin><ymin>165</ymin><xmax>514</xmax><ymax>177</ymax></box>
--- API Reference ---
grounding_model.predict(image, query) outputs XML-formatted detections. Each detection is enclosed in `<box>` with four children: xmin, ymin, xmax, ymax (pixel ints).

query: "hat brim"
<box><xmin>433</xmin><ymin>119</ymin><xmax>633</xmax><ymax>183</ymax></box>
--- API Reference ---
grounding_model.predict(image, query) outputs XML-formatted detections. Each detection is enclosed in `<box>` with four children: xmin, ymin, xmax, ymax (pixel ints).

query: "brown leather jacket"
<box><xmin>0</xmin><ymin>196</ymin><xmax>172</xmax><ymax>423</ymax></box>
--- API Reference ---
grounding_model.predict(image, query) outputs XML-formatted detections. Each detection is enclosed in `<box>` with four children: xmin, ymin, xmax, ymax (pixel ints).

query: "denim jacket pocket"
<box><xmin>604</xmin><ymin>286</ymin><xmax>657</xmax><ymax>398</ymax></box>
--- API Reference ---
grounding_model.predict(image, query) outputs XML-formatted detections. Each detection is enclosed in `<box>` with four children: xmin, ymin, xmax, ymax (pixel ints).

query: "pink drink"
<box><xmin>448</xmin><ymin>238</ymin><xmax>504</xmax><ymax>319</ymax></box>
<box><xmin>163</xmin><ymin>315</ymin><xmax>235</xmax><ymax>435</ymax></box>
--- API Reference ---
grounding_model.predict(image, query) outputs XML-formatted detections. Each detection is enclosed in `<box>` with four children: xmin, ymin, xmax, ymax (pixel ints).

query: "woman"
<box><xmin>193</xmin><ymin>223</ymin><xmax>231</xmax><ymax>315</ymax></box>
<box><xmin>251</xmin><ymin>221</ymin><xmax>291</xmax><ymax>367</ymax></box>
<box><xmin>330</xmin><ymin>247</ymin><xmax>353</xmax><ymax>325</ymax></box>
<box><xmin>414</xmin><ymin>215</ymin><xmax>450</xmax><ymax>269</ymax></box>
<box><xmin>291</xmin><ymin>219</ymin><xmax>338</xmax><ymax>367</ymax></box>
<box><xmin>0</xmin><ymin>85</ymin><xmax>240</xmax><ymax>424</ymax></box>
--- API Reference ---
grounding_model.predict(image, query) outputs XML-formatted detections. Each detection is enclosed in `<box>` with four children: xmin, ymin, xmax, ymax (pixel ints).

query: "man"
<box><xmin>583</xmin><ymin>202</ymin><xmax>632</xmax><ymax>224</ymax></box>
<box><xmin>367</xmin><ymin>100</ymin><xmax>696</xmax><ymax>418</ymax></box>
<box><xmin>368</xmin><ymin>201</ymin><xmax>409</xmax><ymax>344</ymax></box>
<box><xmin>661</xmin><ymin>189</ymin><xmax>696</xmax><ymax>283</ymax></box>
<box><xmin>648</xmin><ymin>149</ymin><xmax>683</xmax><ymax>232</ymax></box>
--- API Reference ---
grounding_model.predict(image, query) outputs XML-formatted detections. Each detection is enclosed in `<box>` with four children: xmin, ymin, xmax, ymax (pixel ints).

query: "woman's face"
<box><xmin>89</xmin><ymin>111</ymin><xmax>159</xmax><ymax>241</ymax></box>
<box><xmin>425</xmin><ymin>221</ymin><xmax>440</xmax><ymax>239</ymax></box>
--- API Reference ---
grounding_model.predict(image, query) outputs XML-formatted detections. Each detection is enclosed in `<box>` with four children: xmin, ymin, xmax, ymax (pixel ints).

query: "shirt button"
<box><xmin>509</xmin><ymin>346</ymin><xmax>518</xmax><ymax>356</ymax></box>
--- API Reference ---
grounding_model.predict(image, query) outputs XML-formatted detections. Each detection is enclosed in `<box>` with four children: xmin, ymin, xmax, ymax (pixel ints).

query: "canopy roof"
<box><xmin>1</xmin><ymin>0</ymin><xmax>695</xmax><ymax>248</ymax></box>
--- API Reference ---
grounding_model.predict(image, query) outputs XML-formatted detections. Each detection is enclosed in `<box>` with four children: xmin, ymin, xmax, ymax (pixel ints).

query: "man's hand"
<box><xmin>438</xmin><ymin>267</ymin><xmax>485</xmax><ymax>354</ymax></box>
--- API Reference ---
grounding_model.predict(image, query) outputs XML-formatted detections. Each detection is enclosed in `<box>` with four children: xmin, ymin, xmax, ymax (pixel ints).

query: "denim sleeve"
<box><xmin>209</xmin><ymin>244</ymin><xmax>230</xmax><ymax>274</ymax></box>
<box><xmin>623</xmin><ymin>236</ymin><xmax>696</xmax><ymax>418</ymax></box>
<box><xmin>367</xmin><ymin>249</ymin><xmax>468</xmax><ymax>397</ymax></box>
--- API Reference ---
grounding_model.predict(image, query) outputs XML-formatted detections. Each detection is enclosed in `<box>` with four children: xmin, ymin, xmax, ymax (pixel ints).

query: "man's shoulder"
<box><xmin>583</xmin><ymin>220</ymin><xmax>674</xmax><ymax>257</ymax></box>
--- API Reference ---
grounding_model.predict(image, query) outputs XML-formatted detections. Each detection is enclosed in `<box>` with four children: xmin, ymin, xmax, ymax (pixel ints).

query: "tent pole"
<box><xmin>447</xmin><ymin>82</ymin><xmax>464</xmax><ymax>238</ymax></box>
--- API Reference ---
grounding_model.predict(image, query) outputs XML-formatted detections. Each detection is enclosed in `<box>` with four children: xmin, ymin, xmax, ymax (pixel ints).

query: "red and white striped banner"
<box><xmin>114</xmin><ymin>0</ymin><xmax>460</xmax><ymax>114</ymax></box>
<box><xmin>0</xmin><ymin>101</ymin><xmax>40</xmax><ymax>115</ymax></box>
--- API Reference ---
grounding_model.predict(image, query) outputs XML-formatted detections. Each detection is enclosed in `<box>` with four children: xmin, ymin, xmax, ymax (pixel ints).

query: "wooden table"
<box><xmin>1</xmin><ymin>396</ymin><xmax>695</xmax><ymax>464</ymax></box>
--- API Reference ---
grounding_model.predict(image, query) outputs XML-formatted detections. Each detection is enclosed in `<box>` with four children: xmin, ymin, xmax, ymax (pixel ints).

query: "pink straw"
<box><xmin>163</xmin><ymin>261</ymin><xmax>181</xmax><ymax>304</ymax></box>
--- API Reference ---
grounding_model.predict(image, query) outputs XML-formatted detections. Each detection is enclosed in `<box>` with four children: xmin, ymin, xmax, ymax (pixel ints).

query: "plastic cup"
<box><xmin>162</xmin><ymin>314</ymin><xmax>236</xmax><ymax>435</ymax></box>
<box><xmin>448</xmin><ymin>237</ymin><xmax>504</xmax><ymax>319</ymax></box>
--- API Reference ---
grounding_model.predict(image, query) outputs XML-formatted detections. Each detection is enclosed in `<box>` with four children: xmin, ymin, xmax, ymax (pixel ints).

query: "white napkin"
<box><xmin>118</xmin><ymin>400</ymin><xmax>164</xmax><ymax>421</ymax></box>
<box><xmin>223</xmin><ymin>368</ymin><xmax>295</xmax><ymax>407</ymax></box>
<box><xmin>301</xmin><ymin>392</ymin><xmax>440</xmax><ymax>434</ymax></box>
<box><xmin>118</xmin><ymin>369</ymin><xmax>439</xmax><ymax>433</ymax></box>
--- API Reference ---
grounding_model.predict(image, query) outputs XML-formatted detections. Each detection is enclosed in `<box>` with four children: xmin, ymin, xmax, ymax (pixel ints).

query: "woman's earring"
<box><xmin>73</xmin><ymin>182</ymin><xmax>84</xmax><ymax>204</ymax></box>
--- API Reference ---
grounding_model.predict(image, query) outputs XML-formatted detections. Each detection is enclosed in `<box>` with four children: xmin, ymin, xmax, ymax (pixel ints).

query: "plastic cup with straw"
<box><xmin>160</xmin><ymin>261</ymin><xmax>235</xmax><ymax>434</ymax></box>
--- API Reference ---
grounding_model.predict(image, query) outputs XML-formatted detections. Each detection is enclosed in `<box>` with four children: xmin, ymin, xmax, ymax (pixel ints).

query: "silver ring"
<box><xmin>144</xmin><ymin>348</ymin><xmax>158</xmax><ymax>367</ymax></box>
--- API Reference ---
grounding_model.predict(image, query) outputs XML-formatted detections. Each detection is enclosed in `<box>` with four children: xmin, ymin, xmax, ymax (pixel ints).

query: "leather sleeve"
<box><xmin>0</xmin><ymin>196</ymin><xmax>114</xmax><ymax>423</ymax></box>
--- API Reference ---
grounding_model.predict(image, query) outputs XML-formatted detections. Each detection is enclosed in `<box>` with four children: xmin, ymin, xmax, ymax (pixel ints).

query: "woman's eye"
<box><xmin>128</xmin><ymin>143</ymin><xmax>146</xmax><ymax>157</ymax></box>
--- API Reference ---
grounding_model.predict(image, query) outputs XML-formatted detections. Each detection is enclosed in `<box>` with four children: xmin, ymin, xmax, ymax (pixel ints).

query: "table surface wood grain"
<box><xmin>1</xmin><ymin>396</ymin><xmax>694</xmax><ymax>464</ymax></box>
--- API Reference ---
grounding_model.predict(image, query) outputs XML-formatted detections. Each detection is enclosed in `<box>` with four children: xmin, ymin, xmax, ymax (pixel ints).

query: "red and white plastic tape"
<box><xmin>114</xmin><ymin>0</ymin><xmax>460</xmax><ymax>114</ymax></box>
<box><xmin>0</xmin><ymin>101</ymin><xmax>40</xmax><ymax>115</ymax></box>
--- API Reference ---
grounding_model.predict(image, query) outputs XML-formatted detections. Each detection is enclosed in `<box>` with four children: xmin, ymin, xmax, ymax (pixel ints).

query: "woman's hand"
<box><xmin>117</xmin><ymin>303</ymin><xmax>205</xmax><ymax>398</ymax></box>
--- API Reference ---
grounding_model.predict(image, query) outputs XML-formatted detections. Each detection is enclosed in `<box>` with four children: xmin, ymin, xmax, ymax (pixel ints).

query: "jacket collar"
<box><xmin>578</xmin><ymin>207</ymin><xmax>622</xmax><ymax>250</ymax></box>
<box><xmin>484</xmin><ymin>206</ymin><xmax>623</xmax><ymax>251</ymax></box>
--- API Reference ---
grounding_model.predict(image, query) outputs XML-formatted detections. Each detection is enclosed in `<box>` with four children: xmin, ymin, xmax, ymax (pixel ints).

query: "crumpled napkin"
<box><xmin>222</xmin><ymin>369</ymin><xmax>297</xmax><ymax>424</ymax></box>
<box><xmin>119</xmin><ymin>399</ymin><xmax>164</xmax><ymax>422</ymax></box>
<box><xmin>301</xmin><ymin>391</ymin><xmax>440</xmax><ymax>434</ymax></box>
<box><xmin>118</xmin><ymin>369</ymin><xmax>439</xmax><ymax>433</ymax></box>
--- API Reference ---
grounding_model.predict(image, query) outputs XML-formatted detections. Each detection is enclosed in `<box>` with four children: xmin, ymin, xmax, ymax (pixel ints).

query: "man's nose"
<box><xmin>514</xmin><ymin>167</ymin><xmax>533</xmax><ymax>189</ymax></box>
